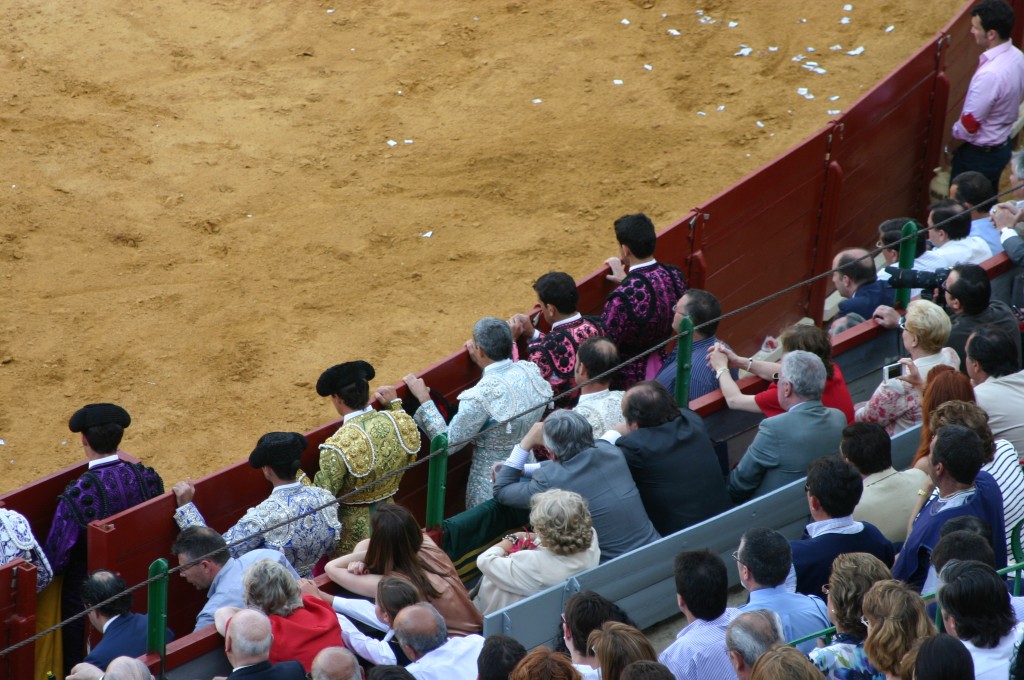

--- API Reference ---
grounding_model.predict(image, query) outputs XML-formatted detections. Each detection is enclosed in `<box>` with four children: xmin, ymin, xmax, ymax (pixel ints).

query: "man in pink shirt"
<box><xmin>949</xmin><ymin>0</ymin><xmax>1024</xmax><ymax>192</ymax></box>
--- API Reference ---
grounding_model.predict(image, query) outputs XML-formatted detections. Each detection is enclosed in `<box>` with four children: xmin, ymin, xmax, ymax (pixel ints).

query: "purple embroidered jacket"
<box><xmin>601</xmin><ymin>262</ymin><xmax>687</xmax><ymax>389</ymax></box>
<box><xmin>44</xmin><ymin>457</ymin><xmax>164</xmax><ymax>573</ymax></box>
<box><xmin>526</xmin><ymin>316</ymin><xmax>604</xmax><ymax>403</ymax></box>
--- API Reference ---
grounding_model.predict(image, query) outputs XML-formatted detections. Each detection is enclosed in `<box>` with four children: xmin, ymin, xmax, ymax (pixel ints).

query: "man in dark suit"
<box><xmin>728</xmin><ymin>351</ymin><xmax>847</xmax><ymax>503</ymax></box>
<box><xmin>789</xmin><ymin>456</ymin><xmax>894</xmax><ymax>596</ymax></box>
<box><xmin>81</xmin><ymin>570</ymin><xmax>174</xmax><ymax>669</ymax></box>
<box><xmin>614</xmin><ymin>381</ymin><xmax>730</xmax><ymax>536</ymax></box>
<box><xmin>493</xmin><ymin>410</ymin><xmax>660</xmax><ymax>562</ymax></box>
<box><xmin>216</xmin><ymin>609</ymin><xmax>305</xmax><ymax>679</ymax></box>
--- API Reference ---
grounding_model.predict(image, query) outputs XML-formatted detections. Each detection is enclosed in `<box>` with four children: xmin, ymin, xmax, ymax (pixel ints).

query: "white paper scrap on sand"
<box><xmin>843</xmin><ymin>4</ymin><xmax>853</xmax><ymax>10</ymax></box>
<box><xmin>728</xmin><ymin>21</ymin><xmax>738</xmax><ymax>28</ymax></box>
<box><xmin>667</xmin><ymin>28</ymin><xmax>681</xmax><ymax>36</ymax></box>
<box><xmin>735</xmin><ymin>45</ymin><xmax>753</xmax><ymax>57</ymax></box>
<box><xmin>885</xmin><ymin>25</ymin><xmax>895</xmax><ymax>32</ymax></box>
<box><xmin>756</xmin><ymin>121</ymin><xmax>765</xmax><ymax>128</ymax></box>
<box><xmin>421</xmin><ymin>231</ymin><xmax>433</xmax><ymax>238</ymax></box>
<box><xmin>404</xmin><ymin>139</ymin><xmax>414</xmax><ymax>144</ymax></box>
<box><xmin>613</xmin><ymin>79</ymin><xmax>624</xmax><ymax>85</ymax></box>
<box><xmin>847</xmin><ymin>45</ymin><xmax>865</xmax><ymax>55</ymax></box>
<box><xmin>386</xmin><ymin>140</ymin><xmax>397</xmax><ymax>147</ymax></box>
<box><xmin>697</xmin><ymin>111</ymin><xmax>707</xmax><ymax>116</ymax></box>
<box><xmin>768</xmin><ymin>46</ymin><xmax>779</xmax><ymax>51</ymax></box>
<box><xmin>840</xmin><ymin>17</ymin><xmax>851</xmax><ymax>24</ymax></box>
<box><xmin>643</xmin><ymin>64</ymin><xmax>653</xmax><ymax>71</ymax></box>
<box><xmin>532</xmin><ymin>98</ymin><xmax>543</xmax><ymax>103</ymax></box>
<box><xmin>828</xmin><ymin>109</ymin><xmax>842</xmax><ymax>115</ymax></box>
<box><xmin>829</xmin><ymin>95</ymin><xmax>840</xmax><ymax>101</ymax></box>
<box><xmin>621</xmin><ymin>18</ymin><xmax>630</xmax><ymax>25</ymax></box>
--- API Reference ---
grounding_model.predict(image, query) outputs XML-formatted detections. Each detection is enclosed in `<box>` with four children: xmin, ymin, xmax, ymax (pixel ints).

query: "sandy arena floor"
<box><xmin>0</xmin><ymin>0</ymin><xmax>965</xmax><ymax>491</ymax></box>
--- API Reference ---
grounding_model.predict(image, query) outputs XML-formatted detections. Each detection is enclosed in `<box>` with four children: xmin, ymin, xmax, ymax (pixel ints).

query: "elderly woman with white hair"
<box><xmin>214</xmin><ymin>559</ymin><xmax>342</xmax><ymax>673</ymax></box>
<box><xmin>474</xmin><ymin>488</ymin><xmax>600</xmax><ymax>615</ymax></box>
<box><xmin>855</xmin><ymin>299</ymin><xmax>959</xmax><ymax>435</ymax></box>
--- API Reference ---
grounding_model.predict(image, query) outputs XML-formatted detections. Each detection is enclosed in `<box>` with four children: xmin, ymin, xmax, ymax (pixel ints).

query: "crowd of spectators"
<box><xmin>20</xmin><ymin>58</ymin><xmax>1024</xmax><ymax>676</ymax></box>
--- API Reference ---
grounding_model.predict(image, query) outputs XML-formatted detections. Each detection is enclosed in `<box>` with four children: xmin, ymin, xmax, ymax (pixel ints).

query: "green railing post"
<box><xmin>147</xmin><ymin>557</ymin><xmax>169</xmax><ymax>678</ymax></box>
<box><xmin>674</xmin><ymin>317</ymin><xmax>694</xmax><ymax>409</ymax></box>
<box><xmin>425</xmin><ymin>434</ymin><xmax>449</xmax><ymax>530</ymax></box>
<box><xmin>894</xmin><ymin>220</ymin><xmax>917</xmax><ymax>311</ymax></box>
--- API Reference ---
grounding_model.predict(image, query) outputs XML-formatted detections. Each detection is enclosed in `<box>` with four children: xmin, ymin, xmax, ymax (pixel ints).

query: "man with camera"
<box><xmin>873</xmin><ymin>263</ymin><xmax>1020</xmax><ymax>373</ymax></box>
<box><xmin>913</xmin><ymin>200</ymin><xmax>992</xmax><ymax>272</ymax></box>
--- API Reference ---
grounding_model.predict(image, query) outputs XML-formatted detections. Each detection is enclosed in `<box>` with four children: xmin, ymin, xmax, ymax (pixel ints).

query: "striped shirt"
<box><xmin>658</xmin><ymin>609</ymin><xmax>738</xmax><ymax>680</ymax></box>
<box><xmin>985</xmin><ymin>439</ymin><xmax>1024</xmax><ymax>565</ymax></box>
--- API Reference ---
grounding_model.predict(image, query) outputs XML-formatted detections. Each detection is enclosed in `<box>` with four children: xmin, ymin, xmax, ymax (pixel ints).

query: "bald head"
<box><xmin>832</xmin><ymin>248</ymin><xmax>876</xmax><ymax>298</ymax></box>
<box><xmin>227</xmin><ymin>609</ymin><xmax>273</xmax><ymax>666</ymax></box>
<box><xmin>105</xmin><ymin>657</ymin><xmax>153</xmax><ymax>680</ymax></box>
<box><xmin>393</xmin><ymin>603</ymin><xmax>447</xmax><ymax>660</ymax></box>
<box><xmin>311</xmin><ymin>646</ymin><xmax>361</xmax><ymax>680</ymax></box>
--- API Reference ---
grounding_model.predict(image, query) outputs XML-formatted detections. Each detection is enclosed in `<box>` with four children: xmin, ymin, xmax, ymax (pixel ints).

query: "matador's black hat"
<box><xmin>316</xmin><ymin>360</ymin><xmax>375</xmax><ymax>397</ymax></box>
<box><xmin>68</xmin><ymin>403</ymin><xmax>131</xmax><ymax>432</ymax></box>
<box><xmin>249</xmin><ymin>432</ymin><xmax>307</xmax><ymax>469</ymax></box>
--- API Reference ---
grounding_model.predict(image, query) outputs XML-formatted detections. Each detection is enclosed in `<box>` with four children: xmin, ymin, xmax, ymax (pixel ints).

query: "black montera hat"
<box><xmin>316</xmin><ymin>360</ymin><xmax>375</xmax><ymax>397</ymax></box>
<box><xmin>68</xmin><ymin>403</ymin><xmax>131</xmax><ymax>433</ymax></box>
<box><xmin>248</xmin><ymin>432</ymin><xmax>307</xmax><ymax>469</ymax></box>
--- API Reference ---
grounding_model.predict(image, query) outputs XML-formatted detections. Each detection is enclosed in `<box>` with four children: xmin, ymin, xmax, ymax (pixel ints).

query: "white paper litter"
<box><xmin>421</xmin><ymin>231</ymin><xmax>433</xmax><ymax>238</ymax></box>
<box><xmin>769</xmin><ymin>46</ymin><xmax>779</xmax><ymax>51</ymax></box>
<box><xmin>798</xmin><ymin>18</ymin><xmax>808</xmax><ymax>23</ymax></box>
<box><xmin>697</xmin><ymin>111</ymin><xmax>707</xmax><ymax>116</ymax></box>
<box><xmin>246</xmin><ymin>213</ymin><xmax>253</xmax><ymax>218</ymax></box>
<box><xmin>643</xmin><ymin>64</ymin><xmax>653</xmax><ymax>71</ymax></box>
<box><xmin>840</xmin><ymin>17</ymin><xmax>851</xmax><ymax>24</ymax></box>
<box><xmin>699</xmin><ymin>16</ymin><xmax>714</xmax><ymax>24</ymax></box>
<box><xmin>830</xmin><ymin>44</ymin><xmax>843</xmax><ymax>50</ymax></box>
<box><xmin>397</xmin><ymin>90</ymin><xmax>403</xmax><ymax>95</ymax></box>
<box><xmin>813</xmin><ymin>67</ymin><xmax>826</xmax><ymax>74</ymax></box>
<box><xmin>796</xmin><ymin>87</ymin><xmax>814</xmax><ymax>99</ymax></box>
<box><xmin>828</xmin><ymin>109</ymin><xmax>842</xmax><ymax>115</ymax></box>
<box><xmin>667</xmin><ymin>28</ymin><xmax>681</xmax><ymax>36</ymax></box>
<box><xmin>792</xmin><ymin>54</ymin><xmax>807</xmax><ymax>62</ymax></box>
<box><xmin>621</xmin><ymin>19</ymin><xmax>630</xmax><ymax>25</ymax></box>
<box><xmin>717</xmin><ymin>105</ymin><xmax>726</xmax><ymax>111</ymax></box>
<box><xmin>404</xmin><ymin>139</ymin><xmax>414</xmax><ymax>144</ymax></box>
<box><xmin>885</xmin><ymin>25</ymin><xmax>895</xmax><ymax>32</ymax></box>
<box><xmin>326</xmin><ymin>8</ymin><xmax>335</xmax><ymax>13</ymax></box>
<box><xmin>696</xmin><ymin>9</ymin><xmax>704</xmax><ymax>15</ymax></box>
<box><xmin>843</xmin><ymin>4</ymin><xmax>853</xmax><ymax>10</ymax></box>
<box><xmin>613</xmin><ymin>79</ymin><xmax>624</xmax><ymax>85</ymax></box>
<box><xmin>0</xmin><ymin>440</ymin><xmax>5</xmax><ymax>446</ymax></box>
<box><xmin>807</xmin><ymin>47</ymin><xmax>816</xmax><ymax>52</ymax></box>
<box><xmin>829</xmin><ymin>95</ymin><xmax>840</xmax><ymax>101</ymax></box>
<box><xmin>756</xmin><ymin>121</ymin><xmax>765</xmax><ymax>128</ymax></box>
<box><xmin>386</xmin><ymin>140</ymin><xmax>397</xmax><ymax>147</ymax></box>
<box><xmin>728</xmin><ymin>21</ymin><xmax>739</xmax><ymax>28</ymax></box>
<box><xmin>661</xmin><ymin>13</ymin><xmax>668</xmax><ymax>18</ymax></box>
<box><xmin>532</xmin><ymin>98</ymin><xmax>543</xmax><ymax>104</ymax></box>
<box><xmin>847</xmin><ymin>46</ymin><xmax>865</xmax><ymax>55</ymax></box>
<box><xmin>735</xmin><ymin>45</ymin><xmax>753</xmax><ymax>57</ymax></box>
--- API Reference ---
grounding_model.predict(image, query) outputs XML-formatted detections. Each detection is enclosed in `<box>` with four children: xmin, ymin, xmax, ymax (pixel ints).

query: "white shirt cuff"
<box><xmin>600</xmin><ymin>430</ymin><xmax>621</xmax><ymax>445</ymax></box>
<box><xmin>505</xmin><ymin>445</ymin><xmax>531</xmax><ymax>470</ymax></box>
<box><xmin>523</xmin><ymin>463</ymin><xmax>541</xmax><ymax>477</ymax></box>
<box><xmin>1001</xmin><ymin>228</ymin><xmax>1019</xmax><ymax>244</ymax></box>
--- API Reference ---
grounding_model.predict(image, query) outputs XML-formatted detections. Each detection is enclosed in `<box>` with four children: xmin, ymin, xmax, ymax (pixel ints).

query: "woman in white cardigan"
<box><xmin>474</xmin><ymin>489</ymin><xmax>600</xmax><ymax>615</ymax></box>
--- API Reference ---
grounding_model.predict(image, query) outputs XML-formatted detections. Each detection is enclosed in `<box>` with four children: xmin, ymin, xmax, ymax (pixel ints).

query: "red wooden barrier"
<box><xmin>0</xmin><ymin>560</ymin><xmax>36</xmax><ymax>680</ymax></box>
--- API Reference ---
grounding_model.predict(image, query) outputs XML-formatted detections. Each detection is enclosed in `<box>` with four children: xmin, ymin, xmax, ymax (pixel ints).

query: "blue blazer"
<box><xmin>84</xmin><ymin>612</ymin><xmax>175</xmax><ymax>669</ymax></box>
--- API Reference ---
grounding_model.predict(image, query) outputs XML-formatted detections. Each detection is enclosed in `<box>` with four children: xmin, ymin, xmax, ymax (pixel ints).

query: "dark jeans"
<box><xmin>952</xmin><ymin>140</ymin><xmax>1012</xmax><ymax>193</ymax></box>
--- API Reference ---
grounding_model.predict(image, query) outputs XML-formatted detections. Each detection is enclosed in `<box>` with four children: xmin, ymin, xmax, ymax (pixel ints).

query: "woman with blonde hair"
<box><xmin>810</xmin><ymin>553</ymin><xmax>891</xmax><ymax>679</ymax></box>
<box><xmin>214</xmin><ymin>558</ymin><xmax>342</xmax><ymax>672</ymax></box>
<box><xmin>862</xmin><ymin>580</ymin><xmax>934</xmax><ymax>680</ymax></box>
<box><xmin>855</xmin><ymin>300</ymin><xmax>958</xmax><ymax>435</ymax></box>
<box><xmin>709</xmin><ymin>323</ymin><xmax>855</xmax><ymax>422</ymax></box>
<box><xmin>509</xmin><ymin>647</ymin><xmax>582</xmax><ymax>680</ymax></box>
<box><xmin>751</xmin><ymin>645</ymin><xmax>823</xmax><ymax>680</ymax></box>
<box><xmin>474</xmin><ymin>489</ymin><xmax>600</xmax><ymax>615</ymax></box>
<box><xmin>587</xmin><ymin>622</ymin><xmax>658</xmax><ymax>680</ymax></box>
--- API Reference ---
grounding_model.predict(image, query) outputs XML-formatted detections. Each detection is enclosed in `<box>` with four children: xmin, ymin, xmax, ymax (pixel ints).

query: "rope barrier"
<box><xmin>6</xmin><ymin>181</ymin><xmax>1022</xmax><ymax>658</ymax></box>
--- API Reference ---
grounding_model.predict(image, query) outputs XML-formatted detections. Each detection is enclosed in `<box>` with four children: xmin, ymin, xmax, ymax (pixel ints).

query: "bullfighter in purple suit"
<box><xmin>44</xmin><ymin>402</ymin><xmax>164</xmax><ymax>674</ymax></box>
<box><xmin>601</xmin><ymin>213</ymin><xmax>687</xmax><ymax>390</ymax></box>
<box><xmin>511</xmin><ymin>271</ymin><xmax>604</xmax><ymax>405</ymax></box>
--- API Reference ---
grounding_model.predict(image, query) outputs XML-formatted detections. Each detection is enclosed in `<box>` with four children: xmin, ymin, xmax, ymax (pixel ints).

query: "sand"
<box><xmin>0</xmin><ymin>0</ymin><xmax>966</xmax><ymax>491</ymax></box>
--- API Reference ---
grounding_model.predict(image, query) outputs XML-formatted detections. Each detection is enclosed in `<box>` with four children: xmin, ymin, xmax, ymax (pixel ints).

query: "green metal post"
<box><xmin>894</xmin><ymin>220</ymin><xmax>917</xmax><ymax>311</ymax></box>
<box><xmin>147</xmin><ymin>557</ymin><xmax>169</xmax><ymax>678</ymax></box>
<box><xmin>425</xmin><ymin>434</ymin><xmax>449</xmax><ymax>529</ymax></box>
<box><xmin>674</xmin><ymin>317</ymin><xmax>694</xmax><ymax>409</ymax></box>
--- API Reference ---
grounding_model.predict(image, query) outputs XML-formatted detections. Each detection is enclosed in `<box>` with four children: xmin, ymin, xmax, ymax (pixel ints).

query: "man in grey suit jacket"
<box><xmin>728</xmin><ymin>351</ymin><xmax>846</xmax><ymax>503</ymax></box>
<box><xmin>493</xmin><ymin>410</ymin><xmax>660</xmax><ymax>562</ymax></box>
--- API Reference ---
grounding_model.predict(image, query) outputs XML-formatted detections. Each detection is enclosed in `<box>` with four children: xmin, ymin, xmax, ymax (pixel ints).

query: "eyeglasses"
<box><xmin>821</xmin><ymin>584</ymin><xmax>831</xmax><ymax>595</ymax></box>
<box><xmin>860</xmin><ymin>615</ymin><xmax>871</xmax><ymax>629</ymax></box>
<box><xmin>898</xmin><ymin>316</ymin><xmax>907</xmax><ymax>330</ymax></box>
<box><xmin>731</xmin><ymin>550</ymin><xmax>744</xmax><ymax>564</ymax></box>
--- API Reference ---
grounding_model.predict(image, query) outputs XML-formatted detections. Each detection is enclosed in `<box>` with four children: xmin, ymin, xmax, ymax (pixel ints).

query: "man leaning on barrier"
<box><xmin>492</xmin><ymin>410</ymin><xmax>659</xmax><ymax>563</ymax></box>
